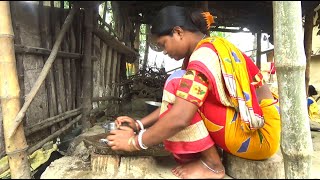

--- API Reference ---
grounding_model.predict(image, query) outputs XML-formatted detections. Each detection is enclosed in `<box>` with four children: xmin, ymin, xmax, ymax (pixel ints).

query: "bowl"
<box><xmin>145</xmin><ymin>101</ymin><xmax>161</xmax><ymax>113</ymax></box>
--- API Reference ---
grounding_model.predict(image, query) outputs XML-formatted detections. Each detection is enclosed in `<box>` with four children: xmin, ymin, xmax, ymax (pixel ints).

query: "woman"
<box><xmin>106</xmin><ymin>6</ymin><xmax>281</xmax><ymax>179</ymax></box>
<box><xmin>308</xmin><ymin>85</ymin><xmax>319</xmax><ymax>122</ymax></box>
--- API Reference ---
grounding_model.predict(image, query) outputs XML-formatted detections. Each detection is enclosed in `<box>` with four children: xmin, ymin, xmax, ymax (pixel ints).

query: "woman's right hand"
<box><xmin>115</xmin><ymin>116</ymin><xmax>138</xmax><ymax>132</ymax></box>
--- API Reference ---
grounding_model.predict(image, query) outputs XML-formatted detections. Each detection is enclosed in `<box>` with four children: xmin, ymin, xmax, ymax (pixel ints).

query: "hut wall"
<box><xmin>0</xmin><ymin>1</ymin><xmax>135</xmax><ymax>157</ymax></box>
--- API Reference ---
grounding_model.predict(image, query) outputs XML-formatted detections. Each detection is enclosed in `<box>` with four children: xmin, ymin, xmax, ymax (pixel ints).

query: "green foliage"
<box><xmin>210</xmin><ymin>31</ymin><xmax>230</xmax><ymax>39</ymax></box>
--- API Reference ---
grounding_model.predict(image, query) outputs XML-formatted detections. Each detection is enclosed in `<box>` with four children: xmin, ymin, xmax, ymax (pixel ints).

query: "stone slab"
<box><xmin>222</xmin><ymin>151</ymin><xmax>284</xmax><ymax>179</ymax></box>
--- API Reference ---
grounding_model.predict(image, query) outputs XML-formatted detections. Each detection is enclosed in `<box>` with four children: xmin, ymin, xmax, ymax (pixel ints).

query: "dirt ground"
<box><xmin>39</xmin><ymin>120</ymin><xmax>320</xmax><ymax>179</ymax></box>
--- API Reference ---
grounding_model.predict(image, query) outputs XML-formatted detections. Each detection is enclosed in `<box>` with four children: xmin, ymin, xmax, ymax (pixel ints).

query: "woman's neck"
<box><xmin>187</xmin><ymin>33</ymin><xmax>207</xmax><ymax>57</ymax></box>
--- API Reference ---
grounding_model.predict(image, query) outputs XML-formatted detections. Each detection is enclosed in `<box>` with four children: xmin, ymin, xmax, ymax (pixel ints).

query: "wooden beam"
<box><xmin>98</xmin><ymin>16</ymin><xmax>120</xmax><ymax>40</ymax></box>
<box><xmin>14</xmin><ymin>44</ymin><xmax>99</xmax><ymax>61</ymax></box>
<box><xmin>210</xmin><ymin>27</ymin><xmax>252</xmax><ymax>33</ymax></box>
<box><xmin>93</xmin><ymin>27</ymin><xmax>139</xmax><ymax>59</ymax></box>
<box><xmin>14</xmin><ymin>44</ymin><xmax>82</xmax><ymax>59</ymax></box>
<box><xmin>27</xmin><ymin>114</ymin><xmax>82</xmax><ymax>154</ymax></box>
<box><xmin>25</xmin><ymin>108</ymin><xmax>81</xmax><ymax>136</ymax></box>
<box><xmin>256</xmin><ymin>31</ymin><xmax>262</xmax><ymax>69</ymax></box>
<box><xmin>92</xmin><ymin>96</ymin><xmax>122</xmax><ymax>102</ymax></box>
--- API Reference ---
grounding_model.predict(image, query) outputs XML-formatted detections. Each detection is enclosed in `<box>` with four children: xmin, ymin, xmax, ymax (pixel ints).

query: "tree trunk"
<box><xmin>273</xmin><ymin>1</ymin><xmax>313</xmax><ymax>178</ymax></box>
<box><xmin>0</xmin><ymin>1</ymin><xmax>31</xmax><ymax>178</ymax></box>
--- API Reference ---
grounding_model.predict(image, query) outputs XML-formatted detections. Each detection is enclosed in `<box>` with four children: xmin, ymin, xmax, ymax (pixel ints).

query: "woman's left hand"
<box><xmin>106</xmin><ymin>126</ymin><xmax>136</xmax><ymax>151</ymax></box>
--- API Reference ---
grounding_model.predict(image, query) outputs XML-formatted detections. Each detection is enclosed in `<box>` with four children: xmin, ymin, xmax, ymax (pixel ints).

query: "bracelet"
<box><xmin>137</xmin><ymin>129</ymin><xmax>148</xmax><ymax>149</ymax></box>
<box><xmin>136</xmin><ymin>120</ymin><xmax>144</xmax><ymax>130</ymax></box>
<box><xmin>135</xmin><ymin>122</ymin><xmax>140</xmax><ymax>132</ymax></box>
<box><xmin>128</xmin><ymin>136</ymin><xmax>135</xmax><ymax>152</ymax></box>
<box><xmin>131</xmin><ymin>136</ymin><xmax>141</xmax><ymax>150</ymax></box>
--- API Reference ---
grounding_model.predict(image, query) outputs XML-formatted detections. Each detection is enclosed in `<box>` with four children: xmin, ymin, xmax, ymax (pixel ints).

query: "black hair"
<box><xmin>308</xmin><ymin>85</ymin><xmax>318</xmax><ymax>96</ymax></box>
<box><xmin>150</xmin><ymin>6</ymin><xmax>209</xmax><ymax>36</ymax></box>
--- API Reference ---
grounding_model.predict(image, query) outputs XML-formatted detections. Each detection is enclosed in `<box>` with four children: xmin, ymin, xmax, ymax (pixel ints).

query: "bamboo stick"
<box><xmin>25</xmin><ymin>108</ymin><xmax>81</xmax><ymax>136</ymax></box>
<box><xmin>8</xmin><ymin>3</ymin><xmax>79</xmax><ymax>138</ymax></box>
<box><xmin>27</xmin><ymin>114</ymin><xmax>82</xmax><ymax>155</ymax></box>
<box><xmin>0</xmin><ymin>1</ymin><xmax>31</xmax><ymax>178</ymax></box>
<box><xmin>273</xmin><ymin>1</ymin><xmax>313</xmax><ymax>178</ymax></box>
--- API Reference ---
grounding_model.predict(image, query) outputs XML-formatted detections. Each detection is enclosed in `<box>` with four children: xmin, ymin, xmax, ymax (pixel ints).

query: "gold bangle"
<box><xmin>127</xmin><ymin>136</ymin><xmax>135</xmax><ymax>151</ymax></box>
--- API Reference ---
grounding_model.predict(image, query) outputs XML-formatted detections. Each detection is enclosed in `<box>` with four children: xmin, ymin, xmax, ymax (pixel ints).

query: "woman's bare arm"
<box><xmin>255</xmin><ymin>84</ymin><xmax>274</xmax><ymax>102</ymax></box>
<box><xmin>140</xmin><ymin>107</ymin><xmax>161</xmax><ymax>128</ymax></box>
<box><xmin>141</xmin><ymin>98</ymin><xmax>198</xmax><ymax>147</ymax></box>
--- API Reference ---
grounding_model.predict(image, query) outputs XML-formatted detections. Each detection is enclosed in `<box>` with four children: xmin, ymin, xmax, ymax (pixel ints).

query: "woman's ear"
<box><xmin>172</xmin><ymin>26</ymin><xmax>184</xmax><ymax>38</ymax></box>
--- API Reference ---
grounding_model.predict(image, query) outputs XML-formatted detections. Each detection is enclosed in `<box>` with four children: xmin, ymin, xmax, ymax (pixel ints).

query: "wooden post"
<box><xmin>106</xmin><ymin>47</ymin><xmax>113</xmax><ymax>97</ymax></box>
<box><xmin>8</xmin><ymin>3</ymin><xmax>79</xmax><ymax>138</ymax></box>
<box><xmin>304</xmin><ymin>10</ymin><xmax>314</xmax><ymax>94</ymax></box>
<box><xmin>273</xmin><ymin>1</ymin><xmax>313</xmax><ymax>178</ymax></box>
<box><xmin>142</xmin><ymin>25</ymin><xmax>150</xmax><ymax>74</ymax></box>
<box><xmin>256</xmin><ymin>31</ymin><xmax>262</xmax><ymax>69</ymax></box>
<box><xmin>0</xmin><ymin>1</ymin><xmax>31</xmax><ymax>178</ymax></box>
<box><xmin>39</xmin><ymin>1</ymin><xmax>58</xmax><ymax>119</ymax></box>
<box><xmin>133</xmin><ymin>22</ymin><xmax>141</xmax><ymax>74</ymax></box>
<box><xmin>81</xmin><ymin>6</ymin><xmax>94</xmax><ymax>131</ymax></box>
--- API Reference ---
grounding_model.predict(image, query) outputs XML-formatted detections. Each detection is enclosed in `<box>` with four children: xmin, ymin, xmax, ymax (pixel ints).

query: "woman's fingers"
<box><xmin>118</xmin><ymin>126</ymin><xmax>133</xmax><ymax>131</ymax></box>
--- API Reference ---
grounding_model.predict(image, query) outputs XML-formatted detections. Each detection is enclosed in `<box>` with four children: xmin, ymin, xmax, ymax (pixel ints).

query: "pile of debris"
<box><xmin>121</xmin><ymin>66</ymin><xmax>169</xmax><ymax>102</ymax></box>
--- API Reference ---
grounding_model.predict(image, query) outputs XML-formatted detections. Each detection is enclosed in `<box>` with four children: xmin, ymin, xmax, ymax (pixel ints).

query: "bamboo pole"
<box><xmin>0</xmin><ymin>114</ymin><xmax>82</xmax><ymax>175</ymax></box>
<box><xmin>273</xmin><ymin>1</ymin><xmax>313</xmax><ymax>178</ymax></box>
<box><xmin>25</xmin><ymin>108</ymin><xmax>81</xmax><ymax>136</ymax></box>
<box><xmin>0</xmin><ymin>1</ymin><xmax>31</xmax><ymax>178</ymax></box>
<box><xmin>27</xmin><ymin>114</ymin><xmax>82</xmax><ymax>154</ymax></box>
<box><xmin>8</xmin><ymin>3</ymin><xmax>79</xmax><ymax>138</ymax></box>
